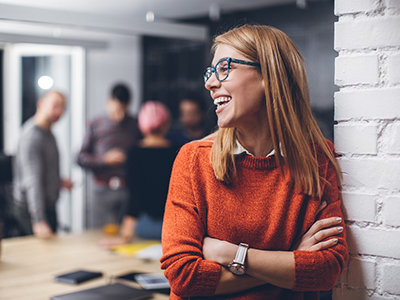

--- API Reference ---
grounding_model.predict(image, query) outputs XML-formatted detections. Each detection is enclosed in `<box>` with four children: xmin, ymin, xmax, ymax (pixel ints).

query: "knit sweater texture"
<box><xmin>160</xmin><ymin>140</ymin><xmax>348</xmax><ymax>300</ymax></box>
<box><xmin>13</xmin><ymin>118</ymin><xmax>60</xmax><ymax>223</ymax></box>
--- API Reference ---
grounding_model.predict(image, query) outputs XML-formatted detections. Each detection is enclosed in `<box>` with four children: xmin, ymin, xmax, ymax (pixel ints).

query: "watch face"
<box><xmin>229</xmin><ymin>263</ymin><xmax>246</xmax><ymax>275</ymax></box>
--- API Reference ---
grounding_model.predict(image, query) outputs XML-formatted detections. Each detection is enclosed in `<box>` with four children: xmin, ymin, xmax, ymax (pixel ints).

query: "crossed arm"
<box><xmin>161</xmin><ymin>144</ymin><xmax>348</xmax><ymax>297</ymax></box>
<box><xmin>202</xmin><ymin>209</ymin><xmax>344</xmax><ymax>294</ymax></box>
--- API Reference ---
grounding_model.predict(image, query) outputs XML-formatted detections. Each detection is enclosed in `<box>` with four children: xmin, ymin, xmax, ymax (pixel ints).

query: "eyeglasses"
<box><xmin>204</xmin><ymin>57</ymin><xmax>260</xmax><ymax>84</ymax></box>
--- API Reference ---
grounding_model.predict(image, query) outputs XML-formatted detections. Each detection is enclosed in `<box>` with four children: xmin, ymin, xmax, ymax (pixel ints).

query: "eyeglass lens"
<box><xmin>204</xmin><ymin>58</ymin><xmax>230</xmax><ymax>83</ymax></box>
<box><xmin>216</xmin><ymin>59</ymin><xmax>229</xmax><ymax>82</ymax></box>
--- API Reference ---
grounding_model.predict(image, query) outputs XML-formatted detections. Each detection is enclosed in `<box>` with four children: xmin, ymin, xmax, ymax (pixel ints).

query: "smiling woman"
<box><xmin>160</xmin><ymin>24</ymin><xmax>348</xmax><ymax>300</ymax></box>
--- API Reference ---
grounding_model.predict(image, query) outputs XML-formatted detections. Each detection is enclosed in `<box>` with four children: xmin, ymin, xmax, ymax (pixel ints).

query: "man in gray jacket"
<box><xmin>13</xmin><ymin>91</ymin><xmax>73</xmax><ymax>239</ymax></box>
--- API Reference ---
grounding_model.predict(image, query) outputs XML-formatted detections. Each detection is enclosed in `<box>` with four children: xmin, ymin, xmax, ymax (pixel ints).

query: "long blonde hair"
<box><xmin>208</xmin><ymin>24</ymin><xmax>341</xmax><ymax>198</ymax></box>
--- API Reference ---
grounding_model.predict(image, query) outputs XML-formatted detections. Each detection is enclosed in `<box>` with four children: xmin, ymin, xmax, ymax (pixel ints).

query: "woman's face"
<box><xmin>205</xmin><ymin>44</ymin><xmax>266</xmax><ymax>130</ymax></box>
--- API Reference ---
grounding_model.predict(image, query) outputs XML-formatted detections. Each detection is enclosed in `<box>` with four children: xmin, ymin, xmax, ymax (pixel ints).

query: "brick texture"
<box><xmin>333</xmin><ymin>288</ymin><xmax>395</xmax><ymax>300</ymax></box>
<box><xmin>341</xmin><ymin>192</ymin><xmax>377</xmax><ymax>222</ymax></box>
<box><xmin>335</xmin><ymin>0</ymin><xmax>377</xmax><ymax>15</ymax></box>
<box><xmin>335</xmin><ymin>54</ymin><xmax>379</xmax><ymax>86</ymax></box>
<box><xmin>335</xmin><ymin>17</ymin><xmax>400</xmax><ymax>50</ymax></box>
<box><xmin>385</xmin><ymin>123</ymin><xmax>400</xmax><ymax>154</ymax></box>
<box><xmin>335</xmin><ymin>124</ymin><xmax>378</xmax><ymax>154</ymax></box>
<box><xmin>346</xmin><ymin>226</ymin><xmax>400</xmax><ymax>259</ymax></box>
<box><xmin>386</xmin><ymin>0</ymin><xmax>400</xmax><ymax>9</ymax></box>
<box><xmin>338</xmin><ymin>158</ymin><xmax>400</xmax><ymax>190</ymax></box>
<box><xmin>382</xmin><ymin>264</ymin><xmax>400</xmax><ymax>294</ymax></box>
<box><xmin>347</xmin><ymin>258</ymin><xmax>376</xmax><ymax>289</ymax></box>
<box><xmin>334</xmin><ymin>88</ymin><xmax>400</xmax><ymax>121</ymax></box>
<box><xmin>383</xmin><ymin>196</ymin><xmax>400</xmax><ymax>226</ymax></box>
<box><xmin>334</xmin><ymin>1</ymin><xmax>400</xmax><ymax>298</ymax></box>
<box><xmin>388</xmin><ymin>54</ymin><xmax>400</xmax><ymax>84</ymax></box>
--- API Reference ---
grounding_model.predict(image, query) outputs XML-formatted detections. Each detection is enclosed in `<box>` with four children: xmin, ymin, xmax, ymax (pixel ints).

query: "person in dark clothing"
<box><xmin>77</xmin><ymin>83</ymin><xmax>141</xmax><ymax>229</ymax></box>
<box><xmin>100</xmin><ymin>101</ymin><xmax>179</xmax><ymax>248</ymax></box>
<box><xmin>167</xmin><ymin>96</ymin><xmax>212</xmax><ymax>146</ymax></box>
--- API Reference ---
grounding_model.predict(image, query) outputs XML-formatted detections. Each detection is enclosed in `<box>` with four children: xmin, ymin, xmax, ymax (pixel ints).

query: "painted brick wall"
<box><xmin>333</xmin><ymin>0</ymin><xmax>400</xmax><ymax>299</ymax></box>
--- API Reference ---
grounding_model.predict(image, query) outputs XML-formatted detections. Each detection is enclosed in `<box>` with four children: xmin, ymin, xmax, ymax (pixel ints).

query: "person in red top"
<box><xmin>160</xmin><ymin>24</ymin><xmax>348</xmax><ymax>299</ymax></box>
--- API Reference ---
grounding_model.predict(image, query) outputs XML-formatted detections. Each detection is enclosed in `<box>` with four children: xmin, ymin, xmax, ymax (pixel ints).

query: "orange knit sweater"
<box><xmin>160</xmin><ymin>140</ymin><xmax>348</xmax><ymax>300</ymax></box>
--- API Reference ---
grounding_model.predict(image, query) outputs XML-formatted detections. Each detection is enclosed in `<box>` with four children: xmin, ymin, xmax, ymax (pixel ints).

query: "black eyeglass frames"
<box><xmin>203</xmin><ymin>57</ymin><xmax>260</xmax><ymax>84</ymax></box>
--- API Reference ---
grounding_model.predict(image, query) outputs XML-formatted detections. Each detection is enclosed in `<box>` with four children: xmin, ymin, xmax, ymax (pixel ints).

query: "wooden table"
<box><xmin>0</xmin><ymin>231</ymin><xmax>169</xmax><ymax>300</ymax></box>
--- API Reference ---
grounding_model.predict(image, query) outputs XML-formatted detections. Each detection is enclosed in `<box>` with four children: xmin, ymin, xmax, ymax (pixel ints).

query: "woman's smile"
<box><xmin>214</xmin><ymin>96</ymin><xmax>232</xmax><ymax>114</ymax></box>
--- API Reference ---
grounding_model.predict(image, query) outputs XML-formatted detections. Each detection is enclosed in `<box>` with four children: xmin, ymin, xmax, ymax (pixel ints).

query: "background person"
<box><xmin>13</xmin><ymin>91</ymin><xmax>73</xmax><ymax>239</ymax></box>
<box><xmin>100</xmin><ymin>101</ymin><xmax>179</xmax><ymax>248</ymax></box>
<box><xmin>167</xmin><ymin>96</ymin><xmax>211</xmax><ymax>146</ymax></box>
<box><xmin>160</xmin><ymin>24</ymin><xmax>348</xmax><ymax>299</ymax></box>
<box><xmin>77</xmin><ymin>83</ymin><xmax>141</xmax><ymax>229</ymax></box>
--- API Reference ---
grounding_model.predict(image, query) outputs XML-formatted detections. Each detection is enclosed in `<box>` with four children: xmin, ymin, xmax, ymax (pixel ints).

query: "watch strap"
<box><xmin>233</xmin><ymin>243</ymin><xmax>249</xmax><ymax>264</ymax></box>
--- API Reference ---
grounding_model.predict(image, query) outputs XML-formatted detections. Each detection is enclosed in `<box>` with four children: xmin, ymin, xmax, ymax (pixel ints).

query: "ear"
<box><xmin>36</xmin><ymin>99</ymin><xmax>43</xmax><ymax>110</ymax></box>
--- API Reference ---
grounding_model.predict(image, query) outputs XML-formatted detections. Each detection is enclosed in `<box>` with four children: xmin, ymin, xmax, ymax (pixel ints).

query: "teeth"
<box><xmin>214</xmin><ymin>97</ymin><xmax>232</xmax><ymax>105</ymax></box>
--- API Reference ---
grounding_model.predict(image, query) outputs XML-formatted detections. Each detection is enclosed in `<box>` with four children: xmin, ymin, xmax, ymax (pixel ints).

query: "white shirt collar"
<box><xmin>233</xmin><ymin>140</ymin><xmax>275</xmax><ymax>157</ymax></box>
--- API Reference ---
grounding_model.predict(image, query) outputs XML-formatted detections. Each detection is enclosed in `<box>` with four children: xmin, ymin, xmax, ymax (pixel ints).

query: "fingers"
<box><xmin>310</xmin><ymin>237</ymin><xmax>339</xmax><ymax>251</ymax></box>
<box><xmin>313</xmin><ymin>226</ymin><xmax>344</xmax><ymax>243</ymax></box>
<box><xmin>308</xmin><ymin>217</ymin><xmax>342</xmax><ymax>236</ymax></box>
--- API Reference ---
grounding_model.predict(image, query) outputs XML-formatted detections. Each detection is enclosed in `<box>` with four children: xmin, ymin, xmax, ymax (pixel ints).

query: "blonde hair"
<box><xmin>207</xmin><ymin>24</ymin><xmax>341</xmax><ymax>198</ymax></box>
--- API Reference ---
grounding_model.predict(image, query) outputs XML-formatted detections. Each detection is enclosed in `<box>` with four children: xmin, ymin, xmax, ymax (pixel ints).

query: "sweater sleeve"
<box><xmin>292</xmin><ymin>160</ymin><xmax>349</xmax><ymax>291</ymax></box>
<box><xmin>160</xmin><ymin>144</ymin><xmax>221</xmax><ymax>297</ymax></box>
<box><xmin>20</xmin><ymin>135</ymin><xmax>47</xmax><ymax>223</ymax></box>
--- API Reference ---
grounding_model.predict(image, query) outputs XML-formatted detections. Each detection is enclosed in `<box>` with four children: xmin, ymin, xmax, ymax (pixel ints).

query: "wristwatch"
<box><xmin>228</xmin><ymin>243</ymin><xmax>249</xmax><ymax>275</ymax></box>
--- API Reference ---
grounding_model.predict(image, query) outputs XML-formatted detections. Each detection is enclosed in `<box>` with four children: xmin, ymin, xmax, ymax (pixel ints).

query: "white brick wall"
<box><xmin>335</xmin><ymin>17</ymin><xmax>400</xmax><ymax>50</ymax></box>
<box><xmin>335</xmin><ymin>54</ymin><xmax>380</xmax><ymax>85</ymax></box>
<box><xmin>342</xmin><ymin>192</ymin><xmax>377</xmax><ymax>222</ymax></box>
<box><xmin>388</xmin><ymin>54</ymin><xmax>400</xmax><ymax>84</ymax></box>
<box><xmin>335</xmin><ymin>124</ymin><xmax>378</xmax><ymax>154</ymax></box>
<box><xmin>383</xmin><ymin>196</ymin><xmax>400</xmax><ymax>226</ymax></box>
<box><xmin>335</xmin><ymin>88</ymin><xmax>400</xmax><ymax>120</ymax></box>
<box><xmin>334</xmin><ymin>0</ymin><xmax>400</xmax><ymax>299</ymax></box>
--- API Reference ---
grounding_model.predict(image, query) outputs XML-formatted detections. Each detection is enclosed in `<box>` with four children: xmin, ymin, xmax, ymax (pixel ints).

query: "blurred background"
<box><xmin>0</xmin><ymin>0</ymin><xmax>337</xmax><ymax>234</ymax></box>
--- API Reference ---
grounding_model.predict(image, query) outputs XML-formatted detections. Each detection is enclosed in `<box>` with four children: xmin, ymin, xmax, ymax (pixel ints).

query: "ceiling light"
<box><xmin>209</xmin><ymin>3</ymin><xmax>220</xmax><ymax>22</ymax></box>
<box><xmin>296</xmin><ymin>0</ymin><xmax>307</xmax><ymax>9</ymax></box>
<box><xmin>38</xmin><ymin>76</ymin><xmax>54</xmax><ymax>90</ymax></box>
<box><xmin>146</xmin><ymin>11</ymin><xmax>155</xmax><ymax>22</ymax></box>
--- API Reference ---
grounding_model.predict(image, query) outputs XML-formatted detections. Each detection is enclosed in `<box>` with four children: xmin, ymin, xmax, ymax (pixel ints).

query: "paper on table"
<box><xmin>112</xmin><ymin>241</ymin><xmax>161</xmax><ymax>258</ymax></box>
<box><xmin>134</xmin><ymin>244</ymin><xmax>163</xmax><ymax>260</ymax></box>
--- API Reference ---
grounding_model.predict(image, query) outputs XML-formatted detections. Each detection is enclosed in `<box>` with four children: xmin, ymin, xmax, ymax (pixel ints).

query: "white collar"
<box><xmin>233</xmin><ymin>140</ymin><xmax>275</xmax><ymax>157</ymax></box>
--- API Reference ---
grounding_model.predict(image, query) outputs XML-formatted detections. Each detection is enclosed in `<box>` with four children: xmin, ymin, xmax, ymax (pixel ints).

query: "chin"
<box><xmin>217</xmin><ymin>118</ymin><xmax>234</xmax><ymax>129</ymax></box>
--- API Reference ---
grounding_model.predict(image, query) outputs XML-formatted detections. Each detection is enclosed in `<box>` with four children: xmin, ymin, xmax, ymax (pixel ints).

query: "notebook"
<box><xmin>50</xmin><ymin>283</ymin><xmax>153</xmax><ymax>300</ymax></box>
<box><xmin>54</xmin><ymin>270</ymin><xmax>103</xmax><ymax>285</ymax></box>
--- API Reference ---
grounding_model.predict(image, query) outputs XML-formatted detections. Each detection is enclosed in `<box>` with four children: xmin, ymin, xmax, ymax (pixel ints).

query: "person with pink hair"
<box><xmin>100</xmin><ymin>101</ymin><xmax>180</xmax><ymax>247</ymax></box>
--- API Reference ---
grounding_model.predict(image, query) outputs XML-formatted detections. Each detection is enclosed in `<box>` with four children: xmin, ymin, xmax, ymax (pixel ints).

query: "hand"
<box><xmin>119</xmin><ymin>216</ymin><xmax>137</xmax><ymax>240</ymax></box>
<box><xmin>103</xmin><ymin>149</ymin><xmax>126</xmax><ymax>166</ymax></box>
<box><xmin>203</xmin><ymin>237</ymin><xmax>237</xmax><ymax>266</ymax></box>
<box><xmin>32</xmin><ymin>221</ymin><xmax>54</xmax><ymax>239</ymax></box>
<box><xmin>61</xmin><ymin>179</ymin><xmax>74</xmax><ymax>190</ymax></box>
<box><xmin>293</xmin><ymin>201</ymin><xmax>343</xmax><ymax>251</ymax></box>
<box><xmin>99</xmin><ymin>216</ymin><xmax>137</xmax><ymax>250</ymax></box>
<box><xmin>99</xmin><ymin>236</ymin><xmax>127</xmax><ymax>250</ymax></box>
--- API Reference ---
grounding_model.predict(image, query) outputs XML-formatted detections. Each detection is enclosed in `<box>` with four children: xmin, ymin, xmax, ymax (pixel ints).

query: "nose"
<box><xmin>204</xmin><ymin>71</ymin><xmax>220</xmax><ymax>91</ymax></box>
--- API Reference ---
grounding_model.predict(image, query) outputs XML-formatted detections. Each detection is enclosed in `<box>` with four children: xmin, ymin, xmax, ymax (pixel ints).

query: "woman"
<box><xmin>100</xmin><ymin>101</ymin><xmax>180</xmax><ymax>248</ymax></box>
<box><xmin>160</xmin><ymin>25</ymin><xmax>348</xmax><ymax>299</ymax></box>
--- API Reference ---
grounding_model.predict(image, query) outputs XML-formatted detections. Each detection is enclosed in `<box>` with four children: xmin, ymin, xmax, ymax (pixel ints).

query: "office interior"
<box><xmin>0</xmin><ymin>0</ymin><xmax>337</xmax><ymax>236</ymax></box>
